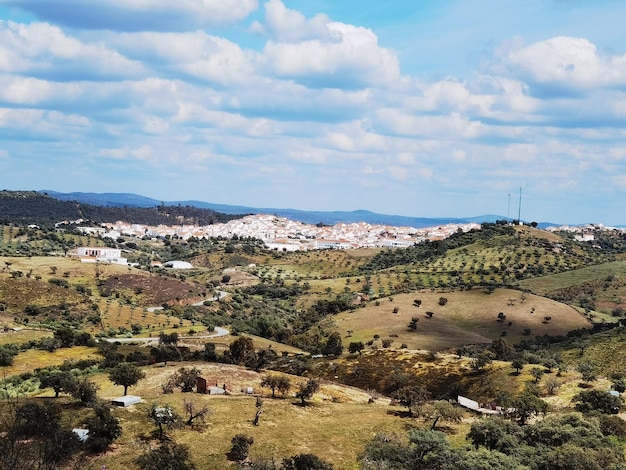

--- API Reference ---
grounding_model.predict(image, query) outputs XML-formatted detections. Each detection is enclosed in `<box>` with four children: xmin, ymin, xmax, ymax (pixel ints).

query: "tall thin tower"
<box><xmin>517</xmin><ymin>187</ymin><xmax>522</xmax><ymax>224</ymax></box>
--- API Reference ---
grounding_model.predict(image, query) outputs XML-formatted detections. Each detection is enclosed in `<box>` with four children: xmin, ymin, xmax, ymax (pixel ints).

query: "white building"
<box><xmin>77</xmin><ymin>247</ymin><xmax>127</xmax><ymax>265</ymax></box>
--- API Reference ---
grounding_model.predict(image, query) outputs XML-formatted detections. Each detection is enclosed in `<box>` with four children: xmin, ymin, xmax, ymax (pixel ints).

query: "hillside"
<box><xmin>2</xmin><ymin>211</ymin><xmax>626</xmax><ymax>469</ymax></box>
<box><xmin>332</xmin><ymin>289</ymin><xmax>590</xmax><ymax>351</ymax></box>
<box><xmin>42</xmin><ymin>190</ymin><xmax>529</xmax><ymax>227</ymax></box>
<box><xmin>0</xmin><ymin>190</ymin><xmax>241</xmax><ymax>227</ymax></box>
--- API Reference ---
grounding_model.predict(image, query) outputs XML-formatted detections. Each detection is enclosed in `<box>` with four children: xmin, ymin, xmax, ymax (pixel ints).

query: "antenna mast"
<box><xmin>517</xmin><ymin>187</ymin><xmax>522</xmax><ymax>224</ymax></box>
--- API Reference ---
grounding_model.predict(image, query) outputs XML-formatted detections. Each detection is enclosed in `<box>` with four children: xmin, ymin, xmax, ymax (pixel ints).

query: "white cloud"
<box><xmin>253</xmin><ymin>0</ymin><xmax>331</xmax><ymax>42</ymax></box>
<box><xmin>495</xmin><ymin>36</ymin><xmax>626</xmax><ymax>90</ymax></box>
<box><xmin>374</xmin><ymin>109</ymin><xmax>484</xmax><ymax>139</ymax></box>
<box><xmin>261</xmin><ymin>9</ymin><xmax>400</xmax><ymax>87</ymax></box>
<box><xmin>111</xmin><ymin>31</ymin><xmax>258</xmax><ymax>86</ymax></box>
<box><xmin>0</xmin><ymin>21</ymin><xmax>144</xmax><ymax>78</ymax></box>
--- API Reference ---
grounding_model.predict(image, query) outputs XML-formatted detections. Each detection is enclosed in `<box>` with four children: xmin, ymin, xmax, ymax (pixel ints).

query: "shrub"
<box><xmin>230</xmin><ymin>434</ymin><xmax>254</xmax><ymax>461</ymax></box>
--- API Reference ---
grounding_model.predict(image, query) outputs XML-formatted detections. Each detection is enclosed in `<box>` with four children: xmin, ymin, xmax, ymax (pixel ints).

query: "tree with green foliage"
<box><xmin>576</xmin><ymin>361</ymin><xmax>597</xmax><ymax>385</ymax></box>
<box><xmin>461</xmin><ymin>448</ymin><xmax>519</xmax><ymax>470</ymax></box>
<box><xmin>148</xmin><ymin>404</ymin><xmax>179</xmax><ymax>439</ymax></box>
<box><xmin>0</xmin><ymin>344</ymin><xmax>19</xmax><ymax>366</ymax></box>
<box><xmin>489</xmin><ymin>338</ymin><xmax>515</xmax><ymax>361</ymax></box>
<box><xmin>229</xmin><ymin>336</ymin><xmax>257</xmax><ymax>366</ymax></box>
<box><xmin>393</xmin><ymin>385</ymin><xmax>430</xmax><ymax>417</ymax></box>
<box><xmin>407</xmin><ymin>316</ymin><xmax>419</xmax><ymax>331</ymax></box>
<box><xmin>108</xmin><ymin>363</ymin><xmax>145</xmax><ymax>396</ymax></box>
<box><xmin>500</xmin><ymin>392</ymin><xmax>547</xmax><ymax>425</ymax></box>
<box><xmin>38</xmin><ymin>369</ymin><xmax>77</xmax><ymax>398</ymax></box>
<box><xmin>136</xmin><ymin>441</ymin><xmax>196</xmax><ymax>470</ymax></box>
<box><xmin>151</xmin><ymin>344</ymin><xmax>182</xmax><ymax>366</ymax></box>
<box><xmin>202</xmin><ymin>342</ymin><xmax>218</xmax><ymax>362</ymax></box>
<box><xmin>85</xmin><ymin>404</ymin><xmax>122</xmax><ymax>452</ymax></box>
<box><xmin>261</xmin><ymin>374</ymin><xmax>291</xmax><ymax>398</ymax></box>
<box><xmin>3</xmin><ymin>401</ymin><xmax>82</xmax><ymax>468</ymax></box>
<box><xmin>159</xmin><ymin>332</ymin><xmax>179</xmax><ymax>345</ymax></box>
<box><xmin>530</xmin><ymin>367</ymin><xmax>545</xmax><ymax>383</ymax></box>
<box><xmin>574</xmin><ymin>389</ymin><xmax>622</xmax><ymax>414</ymax></box>
<box><xmin>348</xmin><ymin>341</ymin><xmax>364</xmax><ymax>355</ymax></box>
<box><xmin>71</xmin><ymin>378</ymin><xmax>99</xmax><ymax>406</ymax></box>
<box><xmin>511</xmin><ymin>357</ymin><xmax>525</xmax><ymax>374</ymax></box>
<box><xmin>467</xmin><ymin>416</ymin><xmax>523</xmax><ymax>451</ymax></box>
<box><xmin>470</xmin><ymin>351</ymin><xmax>493</xmax><ymax>372</ymax></box>
<box><xmin>172</xmin><ymin>367</ymin><xmax>201</xmax><ymax>392</ymax></box>
<box><xmin>322</xmin><ymin>332</ymin><xmax>343</xmax><ymax>356</ymax></box>
<box><xmin>423</xmin><ymin>400</ymin><xmax>463</xmax><ymax>430</ymax></box>
<box><xmin>296</xmin><ymin>378</ymin><xmax>319</xmax><ymax>405</ymax></box>
<box><xmin>53</xmin><ymin>326</ymin><xmax>76</xmax><ymax>348</ymax></box>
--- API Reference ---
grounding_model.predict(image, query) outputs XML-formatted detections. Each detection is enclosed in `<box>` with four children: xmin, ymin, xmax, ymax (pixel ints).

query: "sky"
<box><xmin>1</xmin><ymin>0</ymin><xmax>626</xmax><ymax>225</ymax></box>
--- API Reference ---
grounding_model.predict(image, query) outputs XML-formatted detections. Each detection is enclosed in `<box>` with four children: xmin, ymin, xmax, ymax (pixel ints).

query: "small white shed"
<box><xmin>112</xmin><ymin>395</ymin><xmax>141</xmax><ymax>407</ymax></box>
<box><xmin>72</xmin><ymin>428</ymin><xmax>89</xmax><ymax>442</ymax></box>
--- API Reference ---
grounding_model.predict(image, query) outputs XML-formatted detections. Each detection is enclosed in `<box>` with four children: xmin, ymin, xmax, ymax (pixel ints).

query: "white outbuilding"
<box><xmin>164</xmin><ymin>260</ymin><xmax>193</xmax><ymax>269</ymax></box>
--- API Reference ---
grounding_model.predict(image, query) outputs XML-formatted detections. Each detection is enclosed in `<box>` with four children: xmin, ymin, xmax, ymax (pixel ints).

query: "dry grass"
<box><xmin>5</xmin><ymin>346</ymin><xmax>100</xmax><ymax>377</ymax></box>
<box><xmin>333</xmin><ymin>288</ymin><xmax>590</xmax><ymax>350</ymax></box>
<box><xmin>76</xmin><ymin>362</ymin><xmax>408</xmax><ymax>469</ymax></box>
<box><xmin>0</xmin><ymin>328</ymin><xmax>52</xmax><ymax>345</ymax></box>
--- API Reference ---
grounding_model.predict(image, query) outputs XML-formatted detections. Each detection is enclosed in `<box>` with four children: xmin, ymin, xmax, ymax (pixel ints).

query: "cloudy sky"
<box><xmin>1</xmin><ymin>0</ymin><xmax>626</xmax><ymax>225</ymax></box>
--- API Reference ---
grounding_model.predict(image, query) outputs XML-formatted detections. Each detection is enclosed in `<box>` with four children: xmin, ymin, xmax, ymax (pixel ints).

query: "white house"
<box><xmin>77</xmin><ymin>247</ymin><xmax>127</xmax><ymax>265</ymax></box>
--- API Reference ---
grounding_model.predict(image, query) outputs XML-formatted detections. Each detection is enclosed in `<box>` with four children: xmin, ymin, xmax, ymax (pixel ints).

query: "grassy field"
<box><xmin>57</xmin><ymin>362</ymin><xmax>409</xmax><ymax>469</ymax></box>
<box><xmin>519</xmin><ymin>260</ymin><xmax>626</xmax><ymax>294</ymax></box>
<box><xmin>333</xmin><ymin>288</ymin><xmax>590</xmax><ymax>350</ymax></box>
<box><xmin>3</xmin><ymin>346</ymin><xmax>100</xmax><ymax>376</ymax></box>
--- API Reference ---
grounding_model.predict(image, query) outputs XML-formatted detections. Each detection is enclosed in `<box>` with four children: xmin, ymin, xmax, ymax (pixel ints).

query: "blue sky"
<box><xmin>1</xmin><ymin>0</ymin><xmax>626</xmax><ymax>225</ymax></box>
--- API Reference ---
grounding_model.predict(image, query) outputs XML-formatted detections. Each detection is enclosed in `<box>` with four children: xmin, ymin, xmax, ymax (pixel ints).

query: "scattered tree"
<box><xmin>84</xmin><ymin>404</ymin><xmax>122</xmax><ymax>452</ymax></box>
<box><xmin>393</xmin><ymin>385</ymin><xmax>430</xmax><ymax>417</ymax></box>
<box><xmin>38</xmin><ymin>370</ymin><xmax>77</xmax><ymax>398</ymax></box>
<box><xmin>172</xmin><ymin>367</ymin><xmax>201</xmax><ymax>392</ymax></box>
<box><xmin>423</xmin><ymin>400</ymin><xmax>463</xmax><ymax>430</ymax></box>
<box><xmin>229</xmin><ymin>434</ymin><xmax>254</xmax><ymax>461</ymax></box>
<box><xmin>136</xmin><ymin>441</ymin><xmax>196</xmax><ymax>470</ymax></box>
<box><xmin>148</xmin><ymin>404</ymin><xmax>179</xmax><ymax>439</ymax></box>
<box><xmin>577</xmin><ymin>361</ymin><xmax>597</xmax><ymax>385</ymax></box>
<box><xmin>229</xmin><ymin>336</ymin><xmax>257</xmax><ymax>366</ymax></box>
<box><xmin>348</xmin><ymin>341</ymin><xmax>364</xmax><ymax>355</ymax></box>
<box><xmin>108</xmin><ymin>363</ymin><xmax>146</xmax><ymax>396</ymax></box>
<box><xmin>530</xmin><ymin>367</ymin><xmax>544</xmax><ymax>383</ymax></box>
<box><xmin>183</xmin><ymin>398</ymin><xmax>211</xmax><ymax>427</ymax></box>
<box><xmin>296</xmin><ymin>379</ymin><xmax>320</xmax><ymax>405</ymax></box>
<box><xmin>322</xmin><ymin>332</ymin><xmax>343</xmax><ymax>356</ymax></box>
<box><xmin>261</xmin><ymin>374</ymin><xmax>291</xmax><ymax>398</ymax></box>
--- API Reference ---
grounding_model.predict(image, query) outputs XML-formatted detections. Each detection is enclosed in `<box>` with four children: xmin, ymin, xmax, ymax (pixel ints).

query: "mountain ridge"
<box><xmin>40</xmin><ymin>190</ymin><xmax>556</xmax><ymax>228</ymax></box>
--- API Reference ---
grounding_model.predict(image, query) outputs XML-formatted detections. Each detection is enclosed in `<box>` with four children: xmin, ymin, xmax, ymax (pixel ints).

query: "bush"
<box><xmin>136</xmin><ymin>442</ymin><xmax>195</xmax><ymax>470</ymax></box>
<box><xmin>230</xmin><ymin>434</ymin><xmax>254</xmax><ymax>461</ymax></box>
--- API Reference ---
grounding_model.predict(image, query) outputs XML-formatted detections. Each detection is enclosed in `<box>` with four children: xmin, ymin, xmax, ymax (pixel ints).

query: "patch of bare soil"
<box><xmin>100</xmin><ymin>274</ymin><xmax>206</xmax><ymax>307</ymax></box>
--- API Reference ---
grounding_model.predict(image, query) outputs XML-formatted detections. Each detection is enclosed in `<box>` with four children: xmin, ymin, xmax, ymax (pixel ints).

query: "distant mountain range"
<box><xmin>40</xmin><ymin>190</ymin><xmax>551</xmax><ymax>228</ymax></box>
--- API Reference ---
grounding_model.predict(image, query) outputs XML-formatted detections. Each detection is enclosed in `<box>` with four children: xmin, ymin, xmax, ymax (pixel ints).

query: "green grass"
<box><xmin>519</xmin><ymin>260</ymin><xmax>626</xmax><ymax>295</ymax></box>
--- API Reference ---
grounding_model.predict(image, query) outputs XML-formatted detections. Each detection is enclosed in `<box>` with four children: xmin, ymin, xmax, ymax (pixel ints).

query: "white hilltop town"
<box><xmin>63</xmin><ymin>215</ymin><xmax>625</xmax><ymax>266</ymax></box>
<box><xmin>72</xmin><ymin>214</ymin><xmax>482</xmax><ymax>254</ymax></box>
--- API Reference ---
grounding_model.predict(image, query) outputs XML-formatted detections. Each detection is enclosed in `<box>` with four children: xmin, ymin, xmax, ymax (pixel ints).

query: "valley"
<box><xmin>1</xmin><ymin>192</ymin><xmax>626</xmax><ymax>469</ymax></box>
